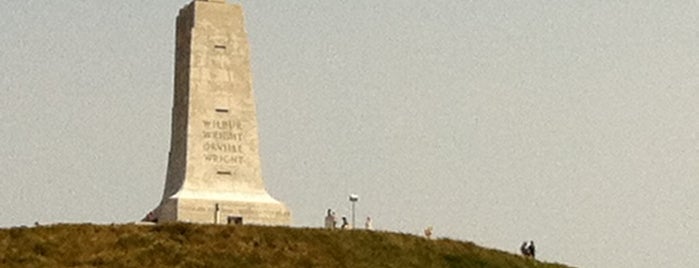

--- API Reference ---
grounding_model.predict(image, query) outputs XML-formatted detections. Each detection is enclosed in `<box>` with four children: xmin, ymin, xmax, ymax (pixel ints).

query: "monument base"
<box><xmin>155</xmin><ymin>190</ymin><xmax>291</xmax><ymax>226</ymax></box>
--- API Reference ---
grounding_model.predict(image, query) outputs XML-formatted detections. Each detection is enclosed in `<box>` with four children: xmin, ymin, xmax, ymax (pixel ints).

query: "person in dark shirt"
<box><xmin>341</xmin><ymin>216</ymin><xmax>350</xmax><ymax>229</ymax></box>
<box><xmin>528</xmin><ymin>241</ymin><xmax>536</xmax><ymax>259</ymax></box>
<box><xmin>520</xmin><ymin>241</ymin><xmax>529</xmax><ymax>257</ymax></box>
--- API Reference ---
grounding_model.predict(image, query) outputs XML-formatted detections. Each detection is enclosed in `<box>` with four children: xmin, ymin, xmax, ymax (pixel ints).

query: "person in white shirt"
<box><xmin>364</xmin><ymin>216</ymin><xmax>373</xmax><ymax>230</ymax></box>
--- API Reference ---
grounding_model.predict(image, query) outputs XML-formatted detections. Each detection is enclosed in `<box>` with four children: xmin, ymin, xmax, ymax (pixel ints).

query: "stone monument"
<box><xmin>149</xmin><ymin>0</ymin><xmax>291</xmax><ymax>225</ymax></box>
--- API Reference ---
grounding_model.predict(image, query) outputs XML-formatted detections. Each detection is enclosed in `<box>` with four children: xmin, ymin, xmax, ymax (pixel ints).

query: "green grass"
<box><xmin>0</xmin><ymin>223</ymin><xmax>570</xmax><ymax>267</ymax></box>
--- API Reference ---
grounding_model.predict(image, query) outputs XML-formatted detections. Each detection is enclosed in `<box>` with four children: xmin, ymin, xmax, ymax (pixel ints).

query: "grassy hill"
<box><xmin>0</xmin><ymin>223</ymin><xmax>570</xmax><ymax>267</ymax></box>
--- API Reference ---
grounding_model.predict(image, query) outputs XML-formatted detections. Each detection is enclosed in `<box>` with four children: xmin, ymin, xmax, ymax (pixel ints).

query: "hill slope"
<box><xmin>0</xmin><ymin>223</ymin><xmax>569</xmax><ymax>267</ymax></box>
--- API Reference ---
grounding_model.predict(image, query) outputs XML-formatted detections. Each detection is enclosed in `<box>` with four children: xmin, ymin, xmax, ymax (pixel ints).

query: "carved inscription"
<box><xmin>202</xmin><ymin>119</ymin><xmax>244</xmax><ymax>164</ymax></box>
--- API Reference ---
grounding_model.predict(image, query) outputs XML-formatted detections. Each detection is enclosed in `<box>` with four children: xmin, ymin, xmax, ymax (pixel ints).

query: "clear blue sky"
<box><xmin>0</xmin><ymin>1</ymin><xmax>697</xmax><ymax>267</ymax></box>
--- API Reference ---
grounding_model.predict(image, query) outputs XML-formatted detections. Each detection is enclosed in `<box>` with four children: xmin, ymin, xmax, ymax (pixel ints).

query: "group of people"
<box><xmin>520</xmin><ymin>240</ymin><xmax>536</xmax><ymax>259</ymax></box>
<box><xmin>324</xmin><ymin>209</ymin><xmax>372</xmax><ymax>230</ymax></box>
<box><xmin>324</xmin><ymin>209</ymin><xmax>538</xmax><ymax>259</ymax></box>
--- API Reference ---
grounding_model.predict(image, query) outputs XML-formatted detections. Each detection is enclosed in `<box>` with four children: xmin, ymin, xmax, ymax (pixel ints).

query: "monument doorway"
<box><xmin>227</xmin><ymin>216</ymin><xmax>243</xmax><ymax>225</ymax></box>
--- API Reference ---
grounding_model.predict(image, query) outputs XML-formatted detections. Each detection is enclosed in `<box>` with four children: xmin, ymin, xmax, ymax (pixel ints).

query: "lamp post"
<box><xmin>349</xmin><ymin>194</ymin><xmax>359</xmax><ymax>228</ymax></box>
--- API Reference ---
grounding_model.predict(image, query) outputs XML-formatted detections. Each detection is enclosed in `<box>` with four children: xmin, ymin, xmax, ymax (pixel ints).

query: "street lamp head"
<box><xmin>349</xmin><ymin>194</ymin><xmax>359</xmax><ymax>202</ymax></box>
